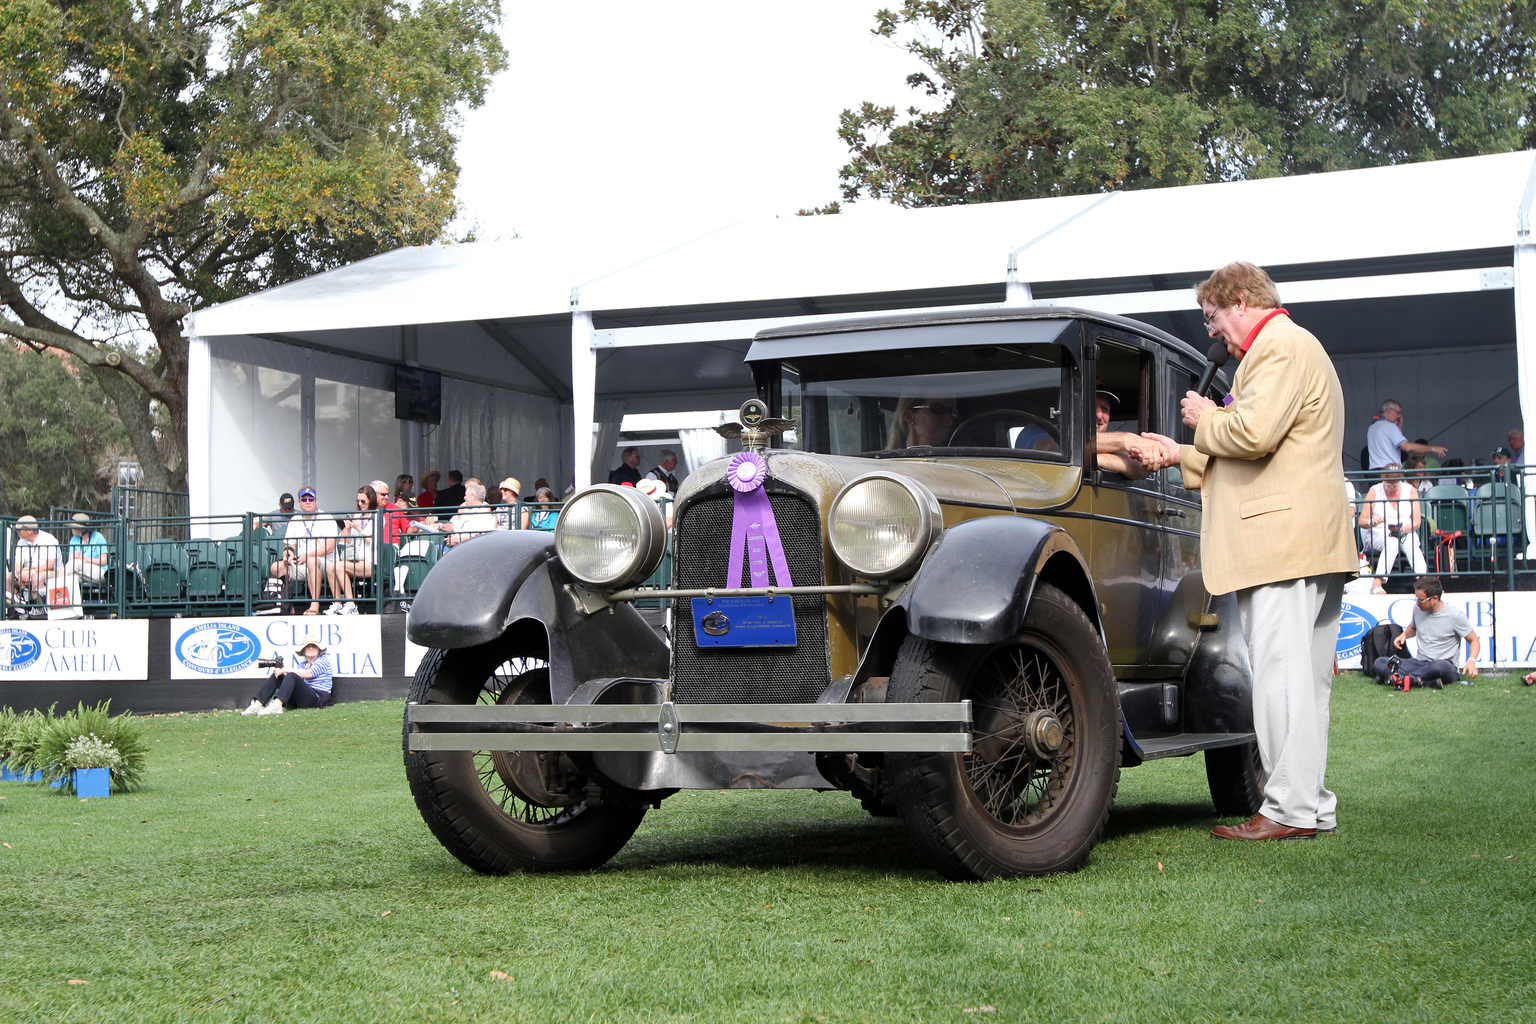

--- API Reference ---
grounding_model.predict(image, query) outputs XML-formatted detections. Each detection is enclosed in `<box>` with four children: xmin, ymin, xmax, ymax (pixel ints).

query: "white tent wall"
<box><xmin>421</xmin><ymin>376</ymin><xmax>564</xmax><ymax>497</ymax></box>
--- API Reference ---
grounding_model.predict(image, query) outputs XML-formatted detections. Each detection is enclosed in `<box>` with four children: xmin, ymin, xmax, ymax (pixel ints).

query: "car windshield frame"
<box><xmin>754</xmin><ymin>321</ymin><xmax>1085</xmax><ymax>461</ymax></box>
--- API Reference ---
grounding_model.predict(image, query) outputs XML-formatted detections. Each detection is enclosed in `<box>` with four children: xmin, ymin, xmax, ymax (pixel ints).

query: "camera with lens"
<box><xmin>256</xmin><ymin>654</ymin><xmax>284</xmax><ymax>670</ymax></box>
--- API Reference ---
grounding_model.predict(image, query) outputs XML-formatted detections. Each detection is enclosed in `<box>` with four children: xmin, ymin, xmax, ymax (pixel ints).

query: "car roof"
<box><xmin>749</xmin><ymin>305</ymin><xmax>1208</xmax><ymax>365</ymax></box>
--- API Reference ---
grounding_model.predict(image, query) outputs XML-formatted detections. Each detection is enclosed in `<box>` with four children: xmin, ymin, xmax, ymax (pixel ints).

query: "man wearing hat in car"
<box><xmin>6</xmin><ymin>515</ymin><xmax>60</xmax><ymax>603</ymax></box>
<box><xmin>241</xmin><ymin>639</ymin><xmax>334</xmax><ymax>715</ymax></box>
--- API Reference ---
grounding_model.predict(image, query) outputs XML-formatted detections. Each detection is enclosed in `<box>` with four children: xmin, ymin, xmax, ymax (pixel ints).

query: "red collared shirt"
<box><xmin>1240</xmin><ymin>308</ymin><xmax>1289</xmax><ymax>353</ymax></box>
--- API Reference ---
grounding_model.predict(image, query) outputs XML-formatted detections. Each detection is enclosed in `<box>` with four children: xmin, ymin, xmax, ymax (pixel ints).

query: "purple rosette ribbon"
<box><xmin>726</xmin><ymin>451</ymin><xmax>794</xmax><ymax>589</ymax></box>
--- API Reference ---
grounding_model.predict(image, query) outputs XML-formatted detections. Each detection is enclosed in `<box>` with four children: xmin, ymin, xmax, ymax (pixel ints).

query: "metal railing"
<box><xmin>1345</xmin><ymin>464</ymin><xmax>1530</xmax><ymax>589</ymax></box>
<box><xmin>0</xmin><ymin>495</ymin><xmax>675</xmax><ymax>620</ymax></box>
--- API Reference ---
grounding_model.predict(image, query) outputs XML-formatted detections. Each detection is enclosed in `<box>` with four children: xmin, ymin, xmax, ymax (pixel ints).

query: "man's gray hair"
<box><xmin>1380</xmin><ymin>399</ymin><xmax>1401</xmax><ymax>415</ymax></box>
<box><xmin>465</xmin><ymin>480</ymin><xmax>486</xmax><ymax>502</ymax></box>
<box><xmin>370</xmin><ymin>479</ymin><xmax>390</xmax><ymax>499</ymax></box>
<box><xmin>659</xmin><ymin>449</ymin><xmax>677</xmax><ymax>461</ymax></box>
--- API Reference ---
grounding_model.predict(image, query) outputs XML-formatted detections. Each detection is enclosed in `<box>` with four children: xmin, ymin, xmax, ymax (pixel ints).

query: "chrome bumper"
<box><xmin>405</xmin><ymin>700</ymin><xmax>972</xmax><ymax>754</ymax></box>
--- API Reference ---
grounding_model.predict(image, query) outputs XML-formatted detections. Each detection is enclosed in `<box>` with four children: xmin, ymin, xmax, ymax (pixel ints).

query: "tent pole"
<box><xmin>187</xmin><ymin>333</ymin><xmax>211</xmax><ymax>520</ymax></box>
<box><xmin>1514</xmin><ymin>154</ymin><xmax>1536</xmax><ymax>558</ymax></box>
<box><xmin>571</xmin><ymin>297</ymin><xmax>597</xmax><ymax>490</ymax></box>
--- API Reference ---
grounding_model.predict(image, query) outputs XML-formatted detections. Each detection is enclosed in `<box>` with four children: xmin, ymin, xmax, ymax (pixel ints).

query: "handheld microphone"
<box><xmin>1196</xmin><ymin>341</ymin><xmax>1230</xmax><ymax>396</ymax></box>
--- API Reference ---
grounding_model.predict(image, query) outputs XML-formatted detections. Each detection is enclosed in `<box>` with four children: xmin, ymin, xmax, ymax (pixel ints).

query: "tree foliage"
<box><xmin>0</xmin><ymin>342</ymin><xmax>131</xmax><ymax>515</ymax></box>
<box><xmin>0</xmin><ymin>0</ymin><xmax>507</xmax><ymax>491</ymax></box>
<box><xmin>840</xmin><ymin>0</ymin><xmax>1536</xmax><ymax>206</ymax></box>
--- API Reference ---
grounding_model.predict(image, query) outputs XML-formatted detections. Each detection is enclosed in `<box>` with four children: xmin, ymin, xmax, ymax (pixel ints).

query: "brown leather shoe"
<box><xmin>1211</xmin><ymin>813</ymin><xmax>1316</xmax><ymax>841</ymax></box>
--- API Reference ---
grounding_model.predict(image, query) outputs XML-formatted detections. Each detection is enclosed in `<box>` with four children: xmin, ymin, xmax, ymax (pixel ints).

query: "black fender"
<box><xmin>903</xmin><ymin>514</ymin><xmax>1100</xmax><ymax>645</ymax></box>
<box><xmin>406</xmin><ymin>531</ymin><xmax>670</xmax><ymax>703</ymax></box>
<box><xmin>1181</xmin><ymin>591</ymin><xmax>1255</xmax><ymax>733</ymax></box>
<box><xmin>850</xmin><ymin>516</ymin><xmax>1102</xmax><ymax>694</ymax></box>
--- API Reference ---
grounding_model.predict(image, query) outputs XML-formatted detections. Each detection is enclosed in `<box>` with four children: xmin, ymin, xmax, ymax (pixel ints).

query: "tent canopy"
<box><xmin>187</xmin><ymin>150</ymin><xmax>1536</xmax><ymax>516</ymax></box>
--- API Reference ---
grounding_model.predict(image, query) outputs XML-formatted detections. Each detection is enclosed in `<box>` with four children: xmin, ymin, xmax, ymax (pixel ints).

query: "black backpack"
<box><xmin>1360</xmin><ymin>622</ymin><xmax>1404</xmax><ymax>680</ymax></box>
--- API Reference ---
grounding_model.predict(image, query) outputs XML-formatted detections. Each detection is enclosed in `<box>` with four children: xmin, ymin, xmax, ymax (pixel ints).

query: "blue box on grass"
<box><xmin>74</xmin><ymin>768</ymin><xmax>110</xmax><ymax>798</ymax></box>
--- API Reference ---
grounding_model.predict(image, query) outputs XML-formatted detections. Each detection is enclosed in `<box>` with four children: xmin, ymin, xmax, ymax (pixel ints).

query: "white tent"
<box><xmin>187</xmin><ymin>150</ymin><xmax>1536</xmax><ymax>517</ymax></box>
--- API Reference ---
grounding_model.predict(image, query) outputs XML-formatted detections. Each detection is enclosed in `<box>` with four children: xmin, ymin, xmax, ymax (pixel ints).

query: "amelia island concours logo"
<box><xmin>1336</xmin><ymin>602</ymin><xmax>1377</xmax><ymax>662</ymax></box>
<box><xmin>174</xmin><ymin>622</ymin><xmax>262</xmax><ymax>675</ymax></box>
<box><xmin>0</xmin><ymin>628</ymin><xmax>42</xmax><ymax>671</ymax></box>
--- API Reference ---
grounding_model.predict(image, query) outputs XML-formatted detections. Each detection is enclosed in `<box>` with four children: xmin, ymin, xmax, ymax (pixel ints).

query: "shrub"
<box><xmin>34</xmin><ymin>701</ymin><xmax>148</xmax><ymax>793</ymax></box>
<box><xmin>0</xmin><ymin>706</ymin><xmax>51</xmax><ymax>776</ymax></box>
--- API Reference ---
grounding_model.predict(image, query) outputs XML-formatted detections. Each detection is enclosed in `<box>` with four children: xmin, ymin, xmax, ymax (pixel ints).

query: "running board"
<box><xmin>406</xmin><ymin>700</ymin><xmax>972</xmax><ymax>754</ymax></box>
<box><xmin>1134</xmin><ymin>732</ymin><xmax>1256</xmax><ymax>760</ymax></box>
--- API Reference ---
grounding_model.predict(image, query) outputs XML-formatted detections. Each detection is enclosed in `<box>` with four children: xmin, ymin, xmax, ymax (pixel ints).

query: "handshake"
<box><xmin>1125</xmin><ymin>433</ymin><xmax>1181</xmax><ymax>473</ymax></box>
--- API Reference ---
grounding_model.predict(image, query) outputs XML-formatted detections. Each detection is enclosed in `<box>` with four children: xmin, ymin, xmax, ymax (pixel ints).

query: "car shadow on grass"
<box><xmin>1102</xmin><ymin>799</ymin><xmax>1220</xmax><ymax>841</ymax></box>
<box><xmin>614</xmin><ymin>813</ymin><xmax>932</xmax><ymax>876</ymax></box>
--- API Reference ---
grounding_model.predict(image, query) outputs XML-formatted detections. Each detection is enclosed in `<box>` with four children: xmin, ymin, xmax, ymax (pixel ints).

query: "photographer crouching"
<box><xmin>240</xmin><ymin>641</ymin><xmax>334</xmax><ymax>716</ymax></box>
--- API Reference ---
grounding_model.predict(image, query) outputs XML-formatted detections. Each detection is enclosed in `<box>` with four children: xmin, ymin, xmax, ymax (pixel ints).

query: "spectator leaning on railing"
<box><xmin>66</xmin><ymin>513</ymin><xmax>109</xmax><ymax>586</ymax></box>
<box><xmin>409</xmin><ymin>478</ymin><xmax>496</xmax><ymax>547</ymax></box>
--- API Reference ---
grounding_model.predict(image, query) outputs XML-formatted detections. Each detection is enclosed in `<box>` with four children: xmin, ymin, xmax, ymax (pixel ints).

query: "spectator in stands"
<box><xmin>1491</xmin><ymin>446</ymin><xmax>1515</xmax><ymax>483</ymax></box>
<box><xmin>65</xmin><ymin>513</ymin><xmax>109</xmax><ymax>588</ymax></box>
<box><xmin>326</xmin><ymin>486</ymin><xmax>378</xmax><ymax>615</ymax></box>
<box><xmin>526</xmin><ymin>486</ymin><xmax>559</xmax><ymax>531</ymax></box>
<box><xmin>270</xmin><ymin>487</ymin><xmax>337</xmax><ymax>615</ymax></box>
<box><xmin>241</xmin><ymin>640</ymin><xmax>334</xmax><ymax>715</ymax></box>
<box><xmin>369</xmin><ymin>479</ymin><xmax>391</xmax><ymax>507</ymax></box>
<box><xmin>1359</xmin><ymin>464</ymin><xmax>1426</xmax><ymax>577</ymax></box>
<box><xmin>1438</xmin><ymin>457</ymin><xmax>1472</xmax><ymax>490</ymax></box>
<box><xmin>382</xmin><ymin>474</ymin><xmax>415</xmax><ymax>546</ymax></box>
<box><xmin>495</xmin><ymin>477</ymin><xmax>521</xmax><ymax>530</ymax></box>
<box><xmin>532</xmin><ymin>477</ymin><xmax>550</xmax><ymax>493</ymax></box>
<box><xmin>1402</xmin><ymin>453</ymin><xmax>1431</xmax><ymax>495</ymax></box>
<box><xmin>608</xmin><ymin>447</ymin><xmax>643</xmax><ymax>486</ymax></box>
<box><xmin>435</xmin><ymin>470</ymin><xmax>466</xmax><ymax>517</ymax></box>
<box><xmin>1509</xmin><ymin>428</ymin><xmax>1525</xmax><ymax>466</ymax></box>
<box><xmin>1366</xmin><ymin>400</ymin><xmax>1447</xmax><ymax>470</ymax></box>
<box><xmin>410</xmin><ymin>478</ymin><xmax>496</xmax><ymax>547</ymax></box>
<box><xmin>417</xmin><ymin>471</ymin><xmax>441</xmax><ymax>509</ymax></box>
<box><xmin>261</xmin><ymin>492</ymin><xmax>295</xmax><ymax>532</ymax></box>
<box><xmin>1373</xmin><ymin>575</ymin><xmax>1479</xmax><ymax>688</ymax></box>
<box><xmin>647</xmin><ymin>450</ymin><xmax>681</xmax><ymax>493</ymax></box>
<box><xmin>6</xmin><ymin>515</ymin><xmax>59</xmax><ymax>603</ymax></box>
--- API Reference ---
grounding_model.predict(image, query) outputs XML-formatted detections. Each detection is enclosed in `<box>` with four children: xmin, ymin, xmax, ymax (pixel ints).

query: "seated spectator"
<box><xmin>435</xmin><ymin>470</ymin><xmax>466</xmax><ymax>519</ymax></box>
<box><xmin>1491</xmin><ymin>446</ymin><xmax>1515</xmax><ymax>483</ymax></box>
<box><xmin>532</xmin><ymin>477</ymin><xmax>550</xmax><ymax>494</ymax></box>
<box><xmin>241</xmin><ymin>640</ymin><xmax>335</xmax><ymax>715</ymax></box>
<box><xmin>369</xmin><ymin>479</ymin><xmax>391</xmax><ymax>507</ymax></box>
<box><xmin>326</xmin><ymin>486</ymin><xmax>378</xmax><ymax>615</ymax></box>
<box><xmin>1402</xmin><ymin>453</ymin><xmax>1431</xmax><ymax>495</ymax></box>
<box><xmin>382</xmin><ymin>474</ymin><xmax>416</xmax><ymax>546</ymax></box>
<box><xmin>1510</xmin><ymin>428</ymin><xmax>1525</xmax><ymax>466</ymax></box>
<box><xmin>1437</xmin><ymin>457</ymin><xmax>1472</xmax><ymax>490</ymax></box>
<box><xmin>495</xmin><ymin>477</ymin><xmax>521</xmax><ymax>530</ymax></box>
<box><xmin>65</xmin><ymin>513</ymin><xmax>109</xmax><ymax>587</ymax></box>
<box><xmin>6</xmin><ymin>515</ymin><xmax>60</xmax><ymax>602</ymax></box>
<box><xmin>1369</xmin><ymin>576</ymin><xmax>1478</xmax><ymax>688</ymax></box>
<box><xmin>409</xmin><ymin>478</ymin><xmax>496</xmax><ymax>547</ymax></box>
<box><xmin>260</xmin><ymin>492</ymin><xmax>295</xmax><ymax>532</ymax></box>
<box><xmin>1359</xmin><ymin>464</ymin><xmax>1426</xmax><ymax>576</ymax></box>
<box><xmin>526</xmin><ymin>487</ymin><xmax>560</xmax><ymax>532</ymax></box>
<box><xmin>608</xmin><ymin>447</ymin><xmax>643</xmax><ymax>486</ymax></box>
<box><xmin>417</xmin><ymin>470</ymin><xmax>441</xmax><ymax>510</ymax></box>
<box><xmin>269</xmin><ymin>487</ymin><xmax>337</xmax><ymax>615</ymax></box>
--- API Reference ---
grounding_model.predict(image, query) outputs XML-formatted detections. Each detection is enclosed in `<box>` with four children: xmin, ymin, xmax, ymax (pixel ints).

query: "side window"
<box><xmin>1165</xmin><ymin>363</ymin><xmax>1198</xmax><ymax>496</ymax></box>
<box><xmin>1094</xmin><ymin>340</ymin><xmax>1156</xmax><ymax>488</ymax></box>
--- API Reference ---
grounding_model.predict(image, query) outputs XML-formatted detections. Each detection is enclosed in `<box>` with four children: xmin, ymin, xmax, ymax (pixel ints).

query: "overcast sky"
<box><xmin>451</xmin><ymin>2</ymin><xmax>932</xmax><ymax>249</ymax></box>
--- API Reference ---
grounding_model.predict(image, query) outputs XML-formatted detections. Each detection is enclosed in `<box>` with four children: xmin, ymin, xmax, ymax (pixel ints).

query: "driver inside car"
<box><xmin>887</xmin><ymin>394</ymin><xmax>959</xmax><ymax>448</ymax></box>
<box><xmin>1015</xmin><ymin>388</ymin><xmax>1163</xmax><ymax>479</ymax></box>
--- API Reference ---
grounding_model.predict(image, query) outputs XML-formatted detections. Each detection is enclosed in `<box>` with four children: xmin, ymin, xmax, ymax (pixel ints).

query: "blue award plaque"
<box><xmin>690</xmin><ymin>595</ymin><xmax>798</xmax><ymax>648</ymax></box>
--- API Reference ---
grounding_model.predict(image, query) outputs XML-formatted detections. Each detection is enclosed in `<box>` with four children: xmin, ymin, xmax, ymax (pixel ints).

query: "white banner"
<box><xmin>0</xmin><ymin>620</ymin><xmax>150</xmax><ymax>680</ymax></box>
<box><xmin>171</xmin><ymin>616</ymin><xmax>382</xmax><ymax>679</ymax></box>
<box><xmin>1336</xmin><ymin>590</ymin><xmax>1529</xmax><ymax>669</ymax></box>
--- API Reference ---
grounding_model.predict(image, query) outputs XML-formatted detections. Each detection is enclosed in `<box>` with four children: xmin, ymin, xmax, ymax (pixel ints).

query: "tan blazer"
<box><xmin>1180</xmin><ymin>314</ymin><xmax>1359</xmax><ymax>595</ymax></box>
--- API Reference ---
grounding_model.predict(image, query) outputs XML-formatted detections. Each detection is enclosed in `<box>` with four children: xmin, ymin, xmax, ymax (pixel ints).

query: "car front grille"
<box><xmin>672</xmin><ymin>488</ymin><xmax>829</xmax><ymax>704</ymax></box>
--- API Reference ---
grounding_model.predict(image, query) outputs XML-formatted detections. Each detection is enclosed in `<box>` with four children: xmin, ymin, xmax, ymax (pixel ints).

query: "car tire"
<box><xmin>1205</xmin><ymin>739</ymin><xmax>1266</xmax><ymax>817</ymax></box>
<box><xmin>887</xmin><ymin>582</ymin><xmax>1121</xmax><ymax>880</ymax></box>
<box><xmin>403</xmin><ymin>641</ymin><xmax>646</xmax><ymax>874</ymax></box>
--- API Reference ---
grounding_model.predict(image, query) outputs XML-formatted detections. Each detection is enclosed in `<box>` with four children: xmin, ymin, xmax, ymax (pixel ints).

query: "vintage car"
<box><xmin>403</xmin><ymin>307</ymin><xmax>1259</xmax><ymax>881</ymax></box>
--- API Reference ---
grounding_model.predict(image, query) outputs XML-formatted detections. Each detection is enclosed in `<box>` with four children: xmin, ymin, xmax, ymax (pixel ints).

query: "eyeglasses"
<box><xmin>912</xmin><ymin>402</ymin><xmax>957</xmax><ymax>417</ymax></box>
<box><xmin>298</xmin><ymin>495</ymin><xmax>317</xmax><ymax>502</ymax></box>
<box><xmin>1202</xmin><ymin>308</ymin><xmax>1222</xmax><ymax>332</ymax></box>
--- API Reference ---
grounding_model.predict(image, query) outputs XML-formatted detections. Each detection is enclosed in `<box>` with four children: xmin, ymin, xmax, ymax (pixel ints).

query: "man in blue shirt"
<box><xmin>1367</xmin><ymin>400</ymin><xmax>1446</xmax><ymax>471</ymax></box>
<box><xmin>242</xmin><ymin>640</ymin><xmax>334</xmax><ymax>715</ymax></box>
<box><xmin>65</xmin><ymin>513</ymin><xmax>109</xmax><ymax>585</ymax></box>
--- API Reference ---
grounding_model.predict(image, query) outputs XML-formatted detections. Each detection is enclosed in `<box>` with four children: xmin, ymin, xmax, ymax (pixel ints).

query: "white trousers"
<box><xmin>1370</xmin><ymin>530</ymin><xmax>1426</xmax><ymax>577</ymax></box>
<box><xmin>1236</xmin><ymin>573</ymin><xmax>1345</xmax><ymax>830</ymax></box>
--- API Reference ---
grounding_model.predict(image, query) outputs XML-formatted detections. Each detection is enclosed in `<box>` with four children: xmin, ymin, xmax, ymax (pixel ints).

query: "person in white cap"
<box><xmin>6</xmin><ymin>515</ymin><xmax>59</xmax><ymax>602</ymax></box>
<box><xmin>242</xmin><ymin>640</ymin><xmax>334</xmax><ymax>715</ymax></box>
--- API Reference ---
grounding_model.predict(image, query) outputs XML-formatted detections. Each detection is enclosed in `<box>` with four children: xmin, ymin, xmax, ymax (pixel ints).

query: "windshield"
<box><xmin>778</xmin><ymin>344</ymin><xmax>1069</xmax><ymax>457</ymax></box>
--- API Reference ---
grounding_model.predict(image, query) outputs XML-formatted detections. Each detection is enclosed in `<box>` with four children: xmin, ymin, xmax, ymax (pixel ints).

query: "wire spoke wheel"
<box><xmin>403</xmin><ymin>644</ymin><xmax>646</xmax><ymax>874</ymax></box>
<box><xmin>888</xmin><ymin>582</ymin><xmax>1121</xmax><ymax>880</ymax></box>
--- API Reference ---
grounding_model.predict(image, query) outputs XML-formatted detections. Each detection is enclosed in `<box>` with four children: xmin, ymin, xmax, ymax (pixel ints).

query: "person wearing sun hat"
<box><xmin>66</xmin><ymin>513</ymin><xmax>109</xmax><ymax>585</ymax></box>
<box><xmin>242</xmin><ymin>639</ymin><xmax>335</xmax><ymax>716</ymax></box>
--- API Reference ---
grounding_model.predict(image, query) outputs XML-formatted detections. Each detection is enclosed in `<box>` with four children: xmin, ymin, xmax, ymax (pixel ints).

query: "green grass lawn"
<box><xmin>1</xmin><ymin>673</ymin><xmax>1532</xmax><ymax>1024</ymax></box>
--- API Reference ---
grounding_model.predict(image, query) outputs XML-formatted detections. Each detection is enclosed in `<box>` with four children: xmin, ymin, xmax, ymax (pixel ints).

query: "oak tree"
<box><xmin>0</xmin><ymin>0</ymin><xmax>507</xmax><ymax>492</ymax></box>
<box><xmin>840</xmin><ymin>0</ymin><xmax>1536</xmax><ymax>206</ymax></box>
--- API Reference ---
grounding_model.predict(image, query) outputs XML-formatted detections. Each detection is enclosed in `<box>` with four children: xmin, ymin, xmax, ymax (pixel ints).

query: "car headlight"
<box><xmin>828</xmin><ymin>473</ymin><xmax>943</xmax><ymax>579</ymax></box>
<box><xmin>555</xmin><ymin>485</ymin><xmax>667</xmax><ymax>587</ymax></box>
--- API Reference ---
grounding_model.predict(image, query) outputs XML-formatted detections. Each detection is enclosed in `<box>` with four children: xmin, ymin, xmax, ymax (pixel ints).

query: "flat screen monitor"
<box><xmin>395</xmin><ymin>367</ymin><xmax>442</xmax><ymax>425</ymax></box>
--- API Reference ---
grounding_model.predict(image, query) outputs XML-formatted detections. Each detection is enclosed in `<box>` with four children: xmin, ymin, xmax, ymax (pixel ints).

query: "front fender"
<box><xmin>407</xmin><ymin>530</ymin><xmax>557</xmax><ymax>649</ymax></box>
<box><xmin>902</xmin><ymin>514</ymin><xmax>1099</xmax><ymax>645</ymax></box>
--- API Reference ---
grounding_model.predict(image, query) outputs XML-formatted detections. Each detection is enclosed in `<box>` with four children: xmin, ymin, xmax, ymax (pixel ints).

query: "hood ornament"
<box><xmin>716</xmin><ymin>398</ymin><xmax>794</xmax><ymax>454</ymax></box>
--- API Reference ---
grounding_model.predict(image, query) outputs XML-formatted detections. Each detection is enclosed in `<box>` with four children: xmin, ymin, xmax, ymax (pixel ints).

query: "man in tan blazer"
<box><xmin>1147</xmin><ymin>262</ymin><xmax>1358</xmax><ymax>841</ymax></box>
